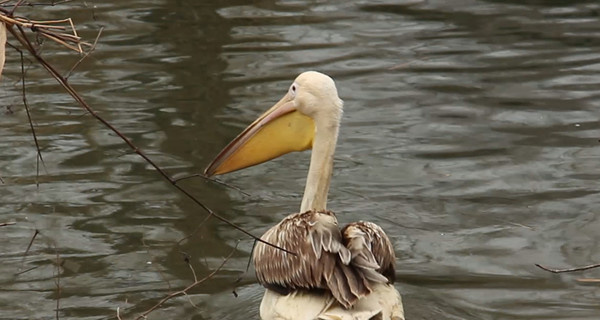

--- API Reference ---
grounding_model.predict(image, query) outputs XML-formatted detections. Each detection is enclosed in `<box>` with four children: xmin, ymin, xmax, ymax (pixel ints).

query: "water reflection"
<box><xmin>1</xmin><ymin>0</ymin><xmax>599</xmax><ymax>319</ymax></box>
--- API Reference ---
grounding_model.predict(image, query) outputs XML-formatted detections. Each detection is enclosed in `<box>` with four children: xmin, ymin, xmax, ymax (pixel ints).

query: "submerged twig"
<box><xmin>535</xmin><ymin>262</ymin><xmax>600</xmax><ymax>274</ymax></box>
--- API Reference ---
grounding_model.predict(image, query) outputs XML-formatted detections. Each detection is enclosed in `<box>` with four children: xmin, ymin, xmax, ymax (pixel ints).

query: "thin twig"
<box><xmin>65</xmin><ymin>26</ymin><xmax>103</xmax><ymax>79</ymax></box>
<box><xmin>15</xmin><ymin>265</ymin><xmax>38</xmax><ymax>275</ymax></box>
<box><xmin>535</xmin><ymin>263</ymin><xmax>600</xmax><ymax>273</ymax></box>
<box><xmin>14</xmin><ymin>17</ymin><xmax>69</xmax><ymax>28</ymax></box>
<box><xmin>18</xmin><ymin>229</ymin><xmax>40</xmax><ymax>274</ymax></box>
<box><xmin>55</xmin><ymin>249</ymin><xmax>61</xmax><ymax>320</ymax></box>
<box><xmin>208</xmin><ymin>177</ymin><xmax>251</xmax><ymax>196</ymax></box>
<box><xmin>233</xmin><ymin>239</ymin><xmax>257</xmax><ymax>298</ymax></box>
<box><xmin>16</xmin><ymin>44</ymin><xmax>46</xmax><ymax>185</ymax></box>
<box><xmin>388</xmin><ymin>56</ymin><xmax>429</xmax><ymax>70</ymax></box>
<box><xmin>0</xmin><ymin>221</ymin><xmax>16</xmax><ymax>226</ymax></box>
<box><xmin>37</xmin><ymin>30</ymin><xmax>81</xmax><ymax>52</ymax></box>
<box><xmin>1</xmin><ymin>16</ymin><xmax>66</xmax><ymax>30</ymax></box>
<box><xmin>7</xmin><ymin>40</ymin><xmax>32</xmax><ymax>85</ymax></box>
<box><xmin>185</xmin><ymin>253</ymin><xmax>198</xmax><ymax>282</ymax></box>
<box><xmin>174</xmin><ymin>173</ymin><xmax>251</xmax><ymax>197</ymax></box>
<box><xmin>134</xmin><ymin>244</ymin><xmax>238</xmax><ymax>320</ymax></box>
<box><xmin>576</xmin><ymin>278</ymin><xmax>600</xmax><ymax>283</ymax></box>
<box><xmin>24</xmin><ymin>229</ymin><xmax>39</xmax><ymax>257</ymax></box>
<box><xmin>9</xmin><ymin>0</ymin><xmax>24</xmax><ymax>15</ymax></box>
<box><xmin>65</xmin><ymin>17</ymin><xmax>80</xmax><ymax>52</ymax></box>
<box><xmin>0</xmin><ymin>1</ymin><xmax>75</xmax><ymax>7</ymax></box>
<box><xmin>176</xmin><ymin>210</ymin><xmax>214</xmax><ymax>246</ymax></box>
<box><xmin>373</xmin><ymin>213</ymin><xmax>432</xmax><ymax>232</ymax></box>
<box><xmin>0</xmin><ymin>9</ymin><xmax>88</xmax><ymax>53</ymax></box>
<box><xmin>182</xmin><ymin>291</ymin><xmax>201</xmax><ymax>310</ymax></box>
<box><xmin>493</xmin><ymin>218</ymin><xmax>535</xmax><ymax>230</ymax></box>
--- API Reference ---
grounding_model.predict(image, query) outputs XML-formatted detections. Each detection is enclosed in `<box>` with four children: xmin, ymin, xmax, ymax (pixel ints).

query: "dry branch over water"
<box><xmin>0</xmin><ymin>4</ymin><xmax>92</xmax><ymax>53</ymax></box>
<box><xmin>2</xmin><ymin>2</ymin><xmax>293</xmax><ymax>254</ymax></box>
<box><xmin>1</xmin><ymin>1</ymin><xmax>283</xmax><ymax>318</ymax></box>
<box><xmin>2</xmin><ymin>0</ymin><xmax>285</xmax><ymax>251</ymax></box>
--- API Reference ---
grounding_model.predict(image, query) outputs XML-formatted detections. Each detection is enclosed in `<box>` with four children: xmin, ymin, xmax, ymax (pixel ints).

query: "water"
<box><xmin>1</xmin><ymin>0</ymin><xmax>599</xmax><ymax>319</ymax></box>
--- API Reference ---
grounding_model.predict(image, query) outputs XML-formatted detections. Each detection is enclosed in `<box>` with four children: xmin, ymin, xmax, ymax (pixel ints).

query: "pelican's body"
<box><xmin>205</xmin><ymin>71</ymin><xmax>404</xmax><ymax>320</ymax></box>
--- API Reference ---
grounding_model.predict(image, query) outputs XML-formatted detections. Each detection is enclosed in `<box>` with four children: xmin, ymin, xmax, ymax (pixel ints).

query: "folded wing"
<box><xmin>253</xmin><ymin>210</ymin><xmax>395</xmax><ymax>309</ymax></box>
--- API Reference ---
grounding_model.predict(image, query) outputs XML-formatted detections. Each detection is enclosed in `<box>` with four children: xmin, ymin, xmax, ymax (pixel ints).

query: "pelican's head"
<box><xmin>204</xmin><ymin>71</ymin><xmax>343</xmax><ymax>176</ymax></box>
<box><xmin>289</xmin><ymin>71</ymin><xmax>343</xmax><ymax>124</ymax></box>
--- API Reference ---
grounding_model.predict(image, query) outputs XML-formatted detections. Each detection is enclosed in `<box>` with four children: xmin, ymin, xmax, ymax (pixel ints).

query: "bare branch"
<box><xmin>535</xmin><ymin>263</ymin><xmax>600</xmax><ymax>274</ymax></box>
<box><xmin>133</xmin><ymin>244</ymin><xmax>238</xmax><ymax>320</ymax></box>
<box><xmin>0</xmin><ymin>221</ymin><xmax>15</xmax><ymax>226</ymax></box>
<box><xmin>15</xmin><ymin>44</ymin><xmax>46</xmax><ymax>185</ymax></box>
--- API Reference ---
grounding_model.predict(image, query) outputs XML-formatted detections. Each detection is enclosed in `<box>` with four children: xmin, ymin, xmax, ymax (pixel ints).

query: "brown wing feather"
<box><xmin>254</xmin><ymin>210</ymin><xmax>373</xmax><ymax>308</ymax></box>
<box><xmin>342</xmin><ymin>221</ymin><xmax>396</xmax><ymax>283</ymax></box>
<box><xmin>253</xmin><ymin>210</ymin><xmax>396</xmax><ymax>309</ymax></box>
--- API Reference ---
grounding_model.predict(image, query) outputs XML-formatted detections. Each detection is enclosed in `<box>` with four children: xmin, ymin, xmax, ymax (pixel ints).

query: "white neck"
<box><xmin>300</xmin><ymin>110</ymin><xmax>341</xmax><ymax>212</ymax></box>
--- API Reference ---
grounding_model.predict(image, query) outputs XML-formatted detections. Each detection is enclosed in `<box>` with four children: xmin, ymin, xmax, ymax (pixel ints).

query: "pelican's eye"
<box><xmin>289</xmin><ymin>83</ymin><xmax>297</xmax><ymax>97</ymax></box>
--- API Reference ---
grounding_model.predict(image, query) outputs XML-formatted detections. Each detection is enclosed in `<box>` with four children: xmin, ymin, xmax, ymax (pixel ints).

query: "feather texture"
<box><xmin>253</xmin><ymin>210</ymin><xmax>396</xmax><ymax>310</ymax></box>
<box><xmin>342</xmin><ymin>221</ymin><xmax>396</xmax><ymax>284</ymax></box>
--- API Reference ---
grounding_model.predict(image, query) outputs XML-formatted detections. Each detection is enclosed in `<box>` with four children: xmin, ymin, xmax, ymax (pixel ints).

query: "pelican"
<box><xmin>205</xmin><ymin>71</ymin><xmax>404</xmax><ymax>320</ymax></box>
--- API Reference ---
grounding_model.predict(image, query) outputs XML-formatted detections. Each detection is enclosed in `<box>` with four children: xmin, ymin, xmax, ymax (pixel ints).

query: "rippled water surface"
<box><xmin>1</xmin><ymin>0</ymin><xmax>600</xmax><ymax>319</ymax></box>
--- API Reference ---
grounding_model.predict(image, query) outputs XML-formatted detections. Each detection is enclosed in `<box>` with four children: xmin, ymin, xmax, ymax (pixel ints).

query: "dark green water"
<box><xmin>1</xmin><ymin>1</ymin><xmax>599</xmax><ymax>319</ymax></box>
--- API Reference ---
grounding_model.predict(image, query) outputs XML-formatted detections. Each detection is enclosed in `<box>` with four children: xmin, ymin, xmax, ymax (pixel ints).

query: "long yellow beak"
<box><xmin>204</xmin><ymin>95</ymin><xmax>315</xmax><ymax>177</ymax></box>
